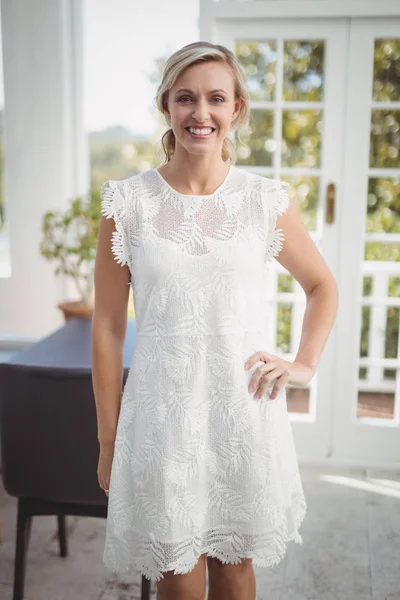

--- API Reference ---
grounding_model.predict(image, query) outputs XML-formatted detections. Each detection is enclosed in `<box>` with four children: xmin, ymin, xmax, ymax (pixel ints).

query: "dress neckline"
<box><xmin>154</xmin><ymin>166</ymin><xmax>233</xmax><ymax>199</ymax></box>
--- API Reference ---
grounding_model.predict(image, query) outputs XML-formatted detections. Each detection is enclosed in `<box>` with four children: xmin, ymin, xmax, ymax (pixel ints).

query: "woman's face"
<box><xmin>165</xmin><ymin>61</ymin><xmax>241</xmax><ymax>157</ymax></box>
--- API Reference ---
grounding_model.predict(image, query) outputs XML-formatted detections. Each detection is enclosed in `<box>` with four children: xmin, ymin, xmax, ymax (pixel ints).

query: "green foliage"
<box><xmin>40</xmin><ymin>189</ymin><xmax>102</xmax><ymax>304</ymax></box>
<box><xmin>90</xmin><ymin>137</ymin><xmax>160</xmax><ymax>191</ymax></box>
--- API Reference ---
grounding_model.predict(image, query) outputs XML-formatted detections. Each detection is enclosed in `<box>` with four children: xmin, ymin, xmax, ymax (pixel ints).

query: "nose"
<box><xmin>192</xmin><ymin>99</ymin><xmax>210</xmax><ymax>123</ymax></box>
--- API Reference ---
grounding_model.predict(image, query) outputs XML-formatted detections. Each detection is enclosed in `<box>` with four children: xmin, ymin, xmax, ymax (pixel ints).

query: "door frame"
<box><xmin>200</xmin><ymin>0</ymin><xmax>400</xmax><ymax>41</ymax></box>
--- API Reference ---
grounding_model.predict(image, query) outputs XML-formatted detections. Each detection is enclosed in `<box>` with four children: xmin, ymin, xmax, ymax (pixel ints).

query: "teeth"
<box><xmin>188</xmin><ymin>127</ymin><xmax>213</xmax><ymax>135</ymax></box>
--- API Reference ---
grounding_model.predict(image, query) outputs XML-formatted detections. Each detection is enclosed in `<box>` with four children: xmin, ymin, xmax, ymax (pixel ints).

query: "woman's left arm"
<box><xmin>275</xmin><ymin>198</ymin><xmax>339</xmax><ymax>377</ymax></box>
<box><xmin>246</xmin><ymin>198</ymin><xmax>339</xmax><ymax>398</ymax></box>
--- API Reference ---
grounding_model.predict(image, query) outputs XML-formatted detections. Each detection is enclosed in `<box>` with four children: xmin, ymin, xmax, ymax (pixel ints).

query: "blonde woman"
<box><xmin>92</xmin><ymin>41</ymin><xmax>338</xmax><ymax>600</ymax></box>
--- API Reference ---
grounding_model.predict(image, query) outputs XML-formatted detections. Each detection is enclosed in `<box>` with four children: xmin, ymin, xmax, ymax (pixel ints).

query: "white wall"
<box><xmin>0</xmin><ymin>0</ymin><xmax>88</xmax><ymax>339</ymax></box>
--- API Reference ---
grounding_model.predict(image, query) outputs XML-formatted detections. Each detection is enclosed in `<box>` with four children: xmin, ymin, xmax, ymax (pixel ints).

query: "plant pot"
<box><xmin>58</xmin><ymin>300</ymin><xmax>93</xmax><ymax>321</ymax></box>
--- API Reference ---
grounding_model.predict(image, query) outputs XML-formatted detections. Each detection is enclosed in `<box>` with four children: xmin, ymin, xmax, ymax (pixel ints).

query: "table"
<box><xmin>7</xmin><ymin>316</ymin><xmax>137</xmax><ymax>372</ymax></box>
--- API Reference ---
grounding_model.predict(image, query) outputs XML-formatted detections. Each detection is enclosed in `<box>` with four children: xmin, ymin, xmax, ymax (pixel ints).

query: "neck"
<box><xmin>159</xmin><ymin>149</ymin><xmax>231</xmax><ymax>196</ymax></box>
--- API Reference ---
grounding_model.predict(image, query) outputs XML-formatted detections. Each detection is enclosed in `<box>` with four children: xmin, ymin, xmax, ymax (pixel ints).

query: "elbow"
<box><xmin>91</xmin><ymin>308</ymin><xmax>128</xmax><ymax>343</ymax></box>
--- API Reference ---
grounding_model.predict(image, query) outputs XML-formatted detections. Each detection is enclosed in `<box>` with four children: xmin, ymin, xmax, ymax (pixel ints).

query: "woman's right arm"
<box><xmin>91</xmin><ymin>212</ymin><xmax>131</xmax><ymax>448</ymax></box>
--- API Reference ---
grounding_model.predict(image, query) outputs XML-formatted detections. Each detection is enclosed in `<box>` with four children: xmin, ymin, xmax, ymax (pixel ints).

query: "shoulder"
<box><xmin>231</xmin><ymin>167</ymin><xmax>287</xmax><ymax>191</ymax></box>
<box><xmin>261</xmin><ymin>176</ymin><xmax>290</xmax><ymax>217</ymax></box>
<box><xmin>231</xmin><ymin>167</ymin><xmax>289</xmax><ymax>212</ymax></box>
<box><xmin>100</xmin><ymin>169</ymin><xmax>157</xmax><ymax>219</ymax></box>
<box><xmin>100</xmin><ymin>169</ymin><xmax>152</xmax><ymax>197</ymax></box>
<box><xmin>242</xmin><ymin>169</ymin><xmax>288</xmax><ymax>193</ymax></box>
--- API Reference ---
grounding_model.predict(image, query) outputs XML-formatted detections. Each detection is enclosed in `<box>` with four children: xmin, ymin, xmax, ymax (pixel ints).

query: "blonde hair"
<box><xmin>155</xmin><ymin>41</ymin><xmax>250</xmax><ymax>165</ymax></box>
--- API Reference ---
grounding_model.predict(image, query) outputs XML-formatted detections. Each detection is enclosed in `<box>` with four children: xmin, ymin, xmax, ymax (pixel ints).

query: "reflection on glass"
<box><xmin>282</xmin><ymin>110</ymin><xmax>322</xmax><ymax>168</ymax></box>
<box><xmin>236</xmin><ymin>110</ymin><xmax>274</xmax><ymax>166</ymax></box>
<box><xmin>370</xmin><ymin>110</ymin><xmax>400</xmax><ymax>168</ymax></box>
<box><xmin>283</xmin><ymin>41</ymin><xmax>324</xmax><ymax>102</ymax></box>
<box><xmin>373</xmin><ymin>39</ymin><xmax>400</xmax><ymax>102</ymax></box>
<box><xmin>366</xmin><ymin>178</ymin><xmax>400</xmax><ymax>235</ymax></box>
<box><xmin>236</xmin><ymin>40</ymin><xmax>277</xmax><ymax>101</ymax></box>
<box><xmin>283</xmin><ymin>176</ymin><xmax>319</xmax><ymax>231</ymax></box>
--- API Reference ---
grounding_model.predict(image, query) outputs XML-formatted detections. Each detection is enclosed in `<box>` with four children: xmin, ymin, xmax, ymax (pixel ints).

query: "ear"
<box><xmin>233</xmin><ymin>97</ymin><xmax>244</xmax><ymax>119</ymax></box>
<box><xmin>163</xmin><ymin>106</ymin><xmax>171</xmax><ymax>124</ymax></box>
<box><xmin>162</xmin><ymin>96</ymin><xmax>171</xmax><ymax>122</ymax></box>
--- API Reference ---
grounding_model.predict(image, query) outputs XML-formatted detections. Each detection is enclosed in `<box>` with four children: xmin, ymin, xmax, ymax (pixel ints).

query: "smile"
<box><xmin>185</xmin><ymin>127</ymin><xmax>215</xmax><ymax>138</ymax></box>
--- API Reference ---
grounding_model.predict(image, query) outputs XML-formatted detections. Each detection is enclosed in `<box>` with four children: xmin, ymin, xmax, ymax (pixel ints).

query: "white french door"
<box><xmin>336</xmin><ymin>19</ymin><xmax>400</xmax><ymax>466</ymax></box>
<box><xmin>215</xmin><ymin>17</ymin><xmax>400</xmax><ymax>467</ymax></box>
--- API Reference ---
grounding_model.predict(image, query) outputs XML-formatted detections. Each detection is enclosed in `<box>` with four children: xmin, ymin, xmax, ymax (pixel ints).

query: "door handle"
<box><xmin>326</xmin><ymin>182</ymin><xmax>335</xmax><ymax>224</ymax></box>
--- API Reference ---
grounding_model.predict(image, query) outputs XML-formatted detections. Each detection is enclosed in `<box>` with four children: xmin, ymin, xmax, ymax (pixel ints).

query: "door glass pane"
<box><xmin>236</xmin><ymin>40</ymin><xmax>277</xmax><ymax>101</ymax></box>
<box><xmin>236</xmin><ymin>110</ymin><xmax>274</xmax><ymax>166</ymax></box>
<box><xmin>365</xmin><ymin>178</ymin><xmax>400</xmax><ymax>261</ymax></box>
<box><xmin>367</xmin><ymin>178</ymin><xmax>400</xmax><ymax>234</ymax></box>
<box><xmin>358</xmin><ymin>38</ymin><xmax>400</xmax><ymax>421</ymax></box>
<box><xmin>282</xmin><ymin>109</ymin><xmax>322</xmax><ymax>168</ymax></box>
<box><xmin>284</xmin><ymin>176</ymin><xmax>319</xmax><ymax>232</ymax></box>
<box><xmin>370</xmin><ymin>110</ymin><xmax>400</xmax><ymax>168</ymax></box>
<box><xmin>373</xmin><ymin>39</ymin><xmax>400</xmax><ymax>102</ymax></box>
<box><xmin>283</xmin><ymin>40</ymin><xmax>324</xmax><ymax>101</ymax></box>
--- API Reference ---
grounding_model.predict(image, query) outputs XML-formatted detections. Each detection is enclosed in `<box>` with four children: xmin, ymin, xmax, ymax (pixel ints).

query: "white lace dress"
<box><xmin>100</xmin><ymin>165</ymin><xmax>307</xmax><ymax>581</ymax></box>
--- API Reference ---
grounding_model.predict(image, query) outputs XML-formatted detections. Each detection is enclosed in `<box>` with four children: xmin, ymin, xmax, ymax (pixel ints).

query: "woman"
<box><xmin>92</xmin><ymin>41</ymin><xmax>338</xmax><ymax>600</ymax></box>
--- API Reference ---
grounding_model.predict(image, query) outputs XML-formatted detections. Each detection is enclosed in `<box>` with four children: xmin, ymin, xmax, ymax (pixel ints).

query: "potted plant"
<box><xmin>40</xmin><ymin>189</ymin><xmax>102</xmax><ymax>321</ymax></box>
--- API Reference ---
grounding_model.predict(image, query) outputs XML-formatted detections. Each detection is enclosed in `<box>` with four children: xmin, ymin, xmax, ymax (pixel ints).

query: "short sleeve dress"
<box><xmin>99</xmin><ymin>165</ymin><xmax>307</xmax><ymax>582</ymax></box>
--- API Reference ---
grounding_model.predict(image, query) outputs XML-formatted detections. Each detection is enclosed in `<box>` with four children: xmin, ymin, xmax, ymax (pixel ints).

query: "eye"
<box><xmin>177</xmin><ymin>96</ymin><xmax>192</xmax><ymax>103</ymax></box>
<box><xmin>212</xmin><ymin>97</ymin><xmax>225</xmax><ymax>103</ymax></box>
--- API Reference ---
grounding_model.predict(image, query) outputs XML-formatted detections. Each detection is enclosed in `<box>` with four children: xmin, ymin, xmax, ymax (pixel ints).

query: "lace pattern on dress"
<box><xmin>100</xmin><ymin>180</ymin><xmax>132</xmax><ymax>270</ymax></box>
<box><xmin>265</xmin><ymin>180</ymin><xmax>290</xmax><ymax>264</ymax></box>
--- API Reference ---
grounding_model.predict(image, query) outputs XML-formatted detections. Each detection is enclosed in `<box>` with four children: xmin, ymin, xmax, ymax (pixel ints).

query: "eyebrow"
<box><xmin>175</xmin><ymin>88</ymin><xmax>227</xmax><ymax>95</ymax></box>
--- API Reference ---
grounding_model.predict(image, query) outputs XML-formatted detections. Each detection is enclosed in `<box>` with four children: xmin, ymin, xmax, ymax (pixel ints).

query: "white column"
<box><xmin>199</xmin><ymin>0</ymin><xmax>216</xmax><ymax>41</ymax></box>
<box><xmin>0</xmin><ymin>0</ymin><xmax>88</xmax><ymax>339</ymax></box>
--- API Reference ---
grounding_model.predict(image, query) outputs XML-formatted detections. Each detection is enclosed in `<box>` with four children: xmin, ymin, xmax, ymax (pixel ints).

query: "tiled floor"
<box><xmin>1</xmin><ymin>465</ymin><xmax>399</xmax><ymax>600</ymax></box>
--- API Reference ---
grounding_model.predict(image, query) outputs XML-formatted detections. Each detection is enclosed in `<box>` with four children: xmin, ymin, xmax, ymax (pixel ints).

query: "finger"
<box><xmin>254</xmin><ymin>376</ymin><xmax>275</xmax><ymax>399</ymax></box>
<box><xmin>262</xmin><ymin>369</ymin><xmax>290</xmax><ymax>400</ymax></box>
<box><xmin>245</xmin><ymin>351</ymin><xmax>272</xmax><ymax>371</ymax></box>
<box><xmin>269</xmin><ymin>385</ymin><xmax>280</xmax><ymax>400</ymax></box>
<box><xmin>255</xmin><ymin>368</ymin><xmax>282</xmax><ymax>399</ymax></box>
<box><xmin>248</xmin><ymin>362</ymin><xmax>277</xmax><ymax>393</ymax></box>
<box><xmin>100</xmin><ymin>482</ymin><xmax>109</xmax><ymax>495</ymax></box>
<box><xmin>99</xmin><ymin>479</ymin><xmax>109</xmax><ymax>492</ymax></box>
